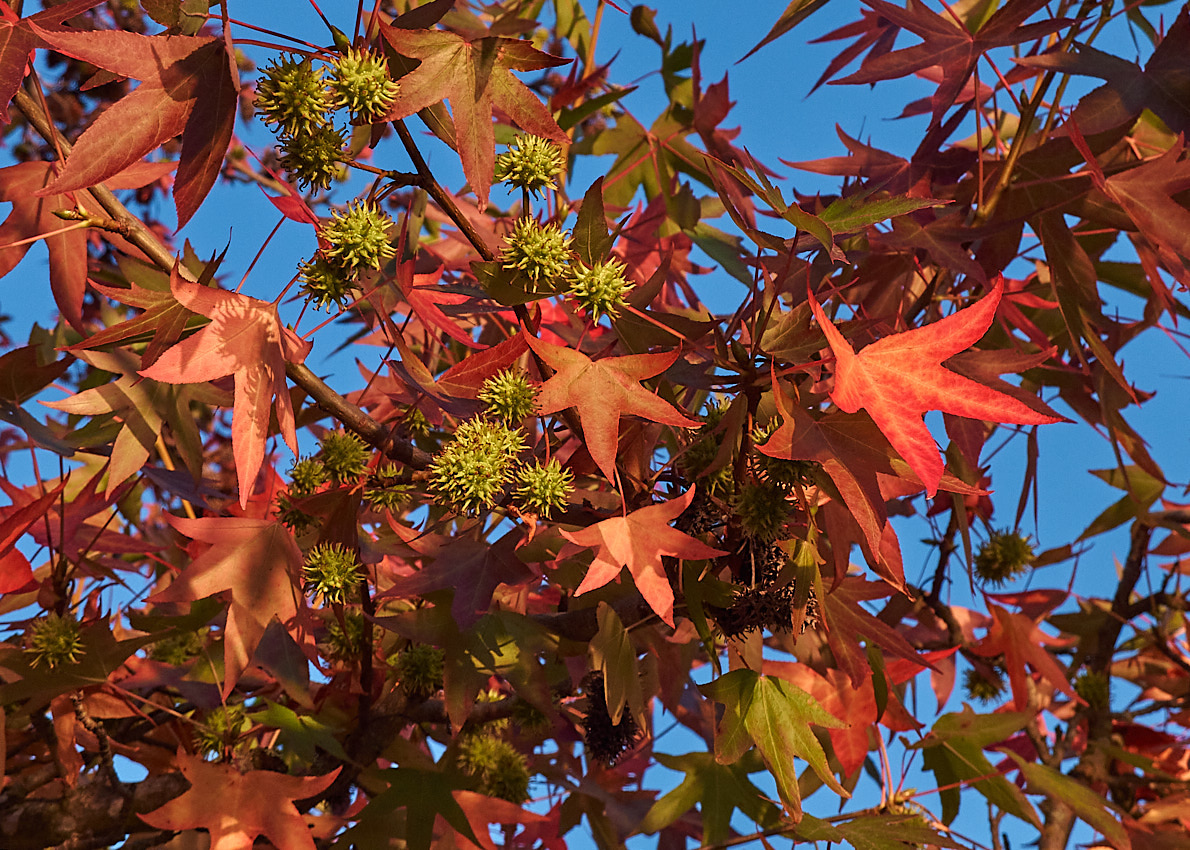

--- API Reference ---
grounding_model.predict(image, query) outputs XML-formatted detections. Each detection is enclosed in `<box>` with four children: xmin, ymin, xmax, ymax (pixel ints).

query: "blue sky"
<box><xmin>2</xmin><ymin>1</ymin><xmax>1185</xmax><ymax>848</ymax></box>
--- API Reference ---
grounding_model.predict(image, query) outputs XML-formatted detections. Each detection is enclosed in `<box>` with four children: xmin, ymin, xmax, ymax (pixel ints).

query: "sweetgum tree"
<box><xmin>0</xmin><ymin>0</ymin><xmax>1187</xmax><ymax>848</ymax></box>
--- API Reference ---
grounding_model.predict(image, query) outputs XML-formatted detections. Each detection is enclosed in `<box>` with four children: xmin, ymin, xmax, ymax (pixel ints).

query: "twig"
<box><xmin>13</xmin><ymin>84</ymin><xmax>433</xmax><ymax>474</ymax></box>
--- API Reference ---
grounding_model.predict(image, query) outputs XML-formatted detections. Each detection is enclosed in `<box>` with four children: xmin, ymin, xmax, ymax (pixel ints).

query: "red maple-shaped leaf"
<box><xmin>833</xmin><ymin>0</ymin><xmax>1067</xmax><ymax>127</ymax></box>
<box><xmin>28</xmin><ymin>24</ymin><xmax>238</xmax><ymax>227</ymax></box>
<box><xmin>562</xmin><ymin>487</ymin><xmax>726</xmax><ymax>627</ymax></box>
<box><xmin>971</xmin><ymin>599</ymin><xmax>1078</xmax><ymax>711</ymax></box>
<box><xmin>760</xmin><ymin>383</ymin><xmax>894</xmax><ymax>560</ymax></box>
<box><xmin>525</xmin><ymin>333</ymin><xmax>700</xmax><ymax>484</ymax></box>
<box><xmin>809</xmin><ymin>277</ymin><xmax>1062</xmax><ymax>498</ymax></box>
<box><xmin>140</xmin><ymin>751</ymin><xmax>339</xmax><ymax>850</ymax></box>
<box><xmin>392</xmin><ymin>262</ymin><xmax>480</xmax><ymax>349</ymax></box>
<box><xmin>140</xmin><ymin>276</ymin><xmax>311</xmax><ymax>508</ymax></box>
<box><xmin>148</xmin><ymin>516</ymin><xmax>306</xmax><ymax>698</ymax></box>
<box><xmin>767</xmin><ymin>651</ymin><xmax>949</xmax><ymax>777</ymax></box>
<box><xmin>379</xmin><ymin>524</ymin><xmax>532</xmax><ymax>630</ymax></box>
<box><xmin>0</xmin><ymin>159</ymin><xmax>172</xmax><ymax>330</ymax></box>
<box><xmin>0</xmin><ymin>481</ymin><xmax>66</xmax><ymax>593</ymax></box>
<box><xmin>1102</xmin><ymin>138</ymin><xmax>1190</xmax><ymax>284</ymax></box>
<box><xmin>380</xmin><ymin>25</ymin><xmax>569</xmax><ymax>207</ymax></box>
<box><xmin>0</xmin><ymin>0</ymin><xmax>102</xmax><ymax>124</ymax></box>
<box><xmin>78</xmin><ymin>265</ymin><xmax>199</xmax><ymax>370</ymax></box>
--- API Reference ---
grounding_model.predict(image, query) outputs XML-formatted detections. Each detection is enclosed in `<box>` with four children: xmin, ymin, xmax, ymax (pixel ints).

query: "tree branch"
<box><xmin>13</xmin><ymin>84</ymin><xmax>432</xmax><ymax>473</ymax></box>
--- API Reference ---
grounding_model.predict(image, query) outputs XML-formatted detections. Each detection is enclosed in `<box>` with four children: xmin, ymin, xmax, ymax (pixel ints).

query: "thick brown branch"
<box><xmin>0</xmin><ymin>772</ymin><xmax>189</xmax><ymax>850</ymax></box>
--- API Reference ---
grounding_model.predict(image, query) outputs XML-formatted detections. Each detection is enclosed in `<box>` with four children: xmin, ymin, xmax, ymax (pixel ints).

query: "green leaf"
<box><xmin>819</xmin><ymin>192</ymin><xmax>949</xmax><ymax>235</ymax></box>
<box><xmin>248</xmin><ymin>700</ymin><xmax>349</xmax><ymax>763</ymax></box>
<box><xmin>573</xmin><ymin>176</ymin><xmax>613</xmax><ymax>268</ymax></box>
<box><xmin>1003</xmin><ymin>752</ymin><xmax>1131</xmax><ymax>850</ymax></box>
<box><xmin>557</xmin><ymin>85</ymin><xmax>637</xmax><ymax>131</ymax></box>
<box><xmin>912</xmin><ymin>708</ymin><xmax>1039</xmax><ymax>827</ymax></box>
<box><xmin>711</xmin><ymin>154</ymin><xmax>841</xmax><ymax>260</ymax></box>
<box><xmin>741</xmin><ymin>0</ymin><xmax>832</xmax><ymax>62</ymax></box>
<box><xmin>339</xmin><ymin>767</ymin><xmax>480</xmax><ymax>850</ymax></box>
<box><xmin>700</xmin><ymin>669</ymin><xmax>848</xmax><ymax>817</ymax></box>
<box><xmin>688</xmin><ymin>221</ymin><xmax>754</xmax><ymax>285</ymax></box>
<box><xmin>834</xmin><ymin>813</ymin><xmax>967</xmax><ymax>850</ymax></box>
<box><xmin>589</xmin><ymin>602</ymin><xmax>643</xmax><ymax>727</ymax></box>
<box><xmin>1079</xmin><ymin>465</ymin><xmax>1164</xmax><ymax>540</ymax></box>
<box><xmin>638</xmin><ymin>750</ymin><xmax>780</xmax><ymax>844</ymax></box>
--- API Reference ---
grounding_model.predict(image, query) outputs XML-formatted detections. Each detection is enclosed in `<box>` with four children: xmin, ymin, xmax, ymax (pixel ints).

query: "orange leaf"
<box><xmin>809</xmin><ymin>276</ymin><xmax>1062</xmax><ymax>497</ymax></box>
<box><xmin>140</xmin><ymin>277</ymin><xmax>311</xmax><ymax>508</ymax></box>
<box><xmin>381</xmin><ymin>26</ymin><xmax>569</xmax><ymax>208</ymax></box>
<box><xmin>971</xmin><ymin>601</ymin><xmax>1078</xmax><ymax>711</ymax></box>
<box><xmin>525</xmin><ymin>333</ymin><xmax>699</xmax><ymax>485</ymax></box>
<box><xmin>28</xmin><ymin>24</ymin><xmax>237</xmax><ymax>226</ymax></box>
<box><xmin>139</xmin><ymin>751</ymin><xmax>339</xmax><ymax>850</ymax></box>
<box><xmin>147</xmin><ymin>516</ymin><xmax>306</xmax><ymax>698</ymax></box>
<box><xmin>562</xmin><ymin>487</ymin><xmax>725</xmax><ymax>627</ymax></box>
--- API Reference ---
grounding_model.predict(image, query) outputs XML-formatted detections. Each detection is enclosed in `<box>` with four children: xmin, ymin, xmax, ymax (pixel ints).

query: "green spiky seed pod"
<box><xmin>501</xmin><ymin>217</ymin><xmax>572</xmax><ymax>289</ymax></box>
<box><xmin>391</xmin><ymin>643</ymin><xmax>445</xmax><ymax>697</ymax></box>
<box><xmin>457</xmin><ymin>735</ymin><xmax>531</xmax><ymax>803</ymax></box>
<box><xmin>148</xmin><ymin>628</ymin><xmax>207</xmax><ymax>666</ymax></box>
<box><xmin>254</xmin><ymin>55</ymin><xmax>332</xmax><ymax>137</ymax></box>
<box><xmin>1074</xmin><ymin>671</ymin><xmax>1110</xmax><ymax>710</ymax></box>
<box><xmin>324</xmin><ymin>610</ymin><xmax>367</xmax><ymax>661</ymax></box>
<box><xmin>363</xmin><ymin>464</ymin><xmax>412</xmax><ymax>512</ymax></box>
<box><xmin>429</xmin><ymin>418</ymin><xmax>526</xmax><ymax>514</ymax></box>
<box><xmin>494</xmin><ymin>134</ymin><xmax>565</xmax><ymax>196</ymax></box>
<box><xmin>400</xmin><ymin>406</ymin><xmax>431</xmax><ymax>437</ymax></box>
<box><xmin>963</xmin><ymin>668</ymin><xmax>1006</xmax><ymax>704</ymax></box>
<box><xmin>302</xmin><ymin>542</ymin><xmax>363</xmax><ymax>604</ymax></box>
<box><xmin>26</xmin><ymin>613</ymin><xmax>85</xmax><ymax>669</ymax></box>
<box><xmin>751</xmin><ymin>422</ymin><xmax>820</xmax><ymax>489</ymax></box>
<box><xmin>318</xmin><ymin>431</ymin><xmax>370</xmax><ymax>483</ymax></box>
<box><xmin>275</xmin><ymin>493</ymin><xmax>315</xmax><ymax>532</ymax></box>
<box><xmin>329</xmin><ymin>48</ymin><xmax>400</xmax><ymax>123</ymax></box>
<box><xmin>298</xmin><ymin>256</ymin><xmax>356</xmax><ymax>311</ymax></box>
<box><xmin>288</xmin><ymin>456</ymin><xmax>329</xmax><ymax>496</ymax></box>
<box><xmin>320</xmin><ymin>202</ymin><xmax>396</xmax><ymax>272</ymax></box>
<box><xmin>194</xmin><ymin>703</ymin><xmax>250</xmax><ymax>757</ymax></box>
<box><xmin>680</xmin><ymin>402</ymin><xmax>733</xmax><ymax>497</ymax></box>
<box><xmin>568</xmin><ymin>259</ymin><xmax>633</xmax><ymax>322</ymax></box>
<box><xmin>479</xmin><ymin>369</ymin><xmax>538</xmax><ymax>423</ymax></box>
<box><xmin>278</xmin><ymin>123</ymin><xmax>346</xmax><ymax>191</ymax></box>
<box><xmin>511</xmin><ymin>699</ymin><xmax>551</xmax><ymax>733</ymax></box>
<box><xmin>974</xmin><ymin>529</ymin><xmax>1035</xmax><ymax>585</ymax></box>
<box><xmin>733</xmin><ymin>482</ymin><xmax>789</xmax><ymax>542</ymax></box>
<box><xmin>514</xmin><ymin>458</ymin><xmax>574</xmax><ymax>519</ymax></box>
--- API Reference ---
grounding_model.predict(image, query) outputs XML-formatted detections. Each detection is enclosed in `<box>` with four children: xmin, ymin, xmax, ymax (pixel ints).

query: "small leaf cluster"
<box><xmin>501</xmin><ymin>217</ymin><xmax>573</xmax><ymax>289</ymax></box>
<box><xmin>429</xmin><ymin>417</ymin><xmax>527</xmax><ymax>515</ymax></box>
<box><xmin>194</xmin><ymin>703</ymin><xmax>250</xmax><ymax>757</ymax></box>
<box><xmin>581</xmin><ymin>671</ymin><xmax>641</xmax><ymax>765</ymax></box>
<box><xmin>318</xmin><ymin>431</ymin><xmax>371</xmax><ymax>483</ymax></box>
<box><xmin>478</xmin><ymin>368</ymin><xmax>538</xmax><ymax>423</ymax></box>
<box><xmin>324</xmin><ymin>611</ymin><xmax>367</xmax><ymax>661</ymax></box>
<box><xmin>363</xmin><ymin>463</ymin><xmax>412</xmax><ymax>512</ymax></box>
<box><xmin>568</xmin><ymin>258</ymin><xmax>633</xmax><ymax>321</ymax></box>
<box><xmin>328</xmin><ymin>47</ymin><xmax>400</xmax><ymax>123</ymax></box>
<box><xmin>431</xmin><ymin>373</ymin><xmax>574</xmax><ymax>518</ymax></box>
